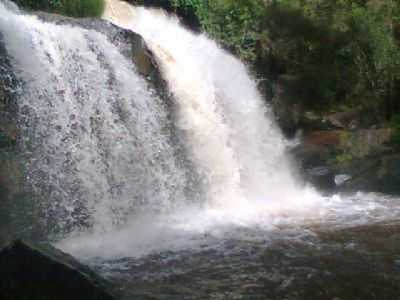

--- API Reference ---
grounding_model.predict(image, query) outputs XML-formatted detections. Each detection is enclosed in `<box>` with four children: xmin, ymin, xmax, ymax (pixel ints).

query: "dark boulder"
<box><xmin>0</xmin><ymin>240</ymin><xmax>119</xmax><ymax>300</ymax></box>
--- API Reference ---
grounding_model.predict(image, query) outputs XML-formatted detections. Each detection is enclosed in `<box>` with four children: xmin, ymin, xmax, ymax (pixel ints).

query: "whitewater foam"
<box><xmin>0</xmin><ymin>1</ymin><xmax>187</xmax><ymax>237</ymax></box>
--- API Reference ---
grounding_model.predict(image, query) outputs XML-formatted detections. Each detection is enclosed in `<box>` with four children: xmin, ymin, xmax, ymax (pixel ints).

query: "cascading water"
<box><xmin>59</xmin><ymin>1</ymin><xmax>400</xmax><ymax>259</ymax></box>
<box><xmin>101</xmin><ymin>0</ymin><xmax>328</xmax><ymax>216</ymax></box>
<box><xmin>4</xmin><ymin>2</ymin><xmax>400</xmax><ymax>298</ymax></box>
<box><xmin>0</xmin><ymin>1</ymin><xmax>188</xmax><ymax>238</ymax></box>
<box><xmin>104</xmin><ymin>0</ymin><xmax>306</xmax><ymax>209</ymax></box>
<box><xmin>2</xmin><ymin>0</ymin><xmax>400</xmax><ymax>266</ymax></box>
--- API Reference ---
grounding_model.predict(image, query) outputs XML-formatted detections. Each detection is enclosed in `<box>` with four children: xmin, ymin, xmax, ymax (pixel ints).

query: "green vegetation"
<box><xmin>336</xmin><ymin>153</ymin><xmax>353</xmax><ymax>163</ymax></box>
<box><xmin>171</xmin><ymin>0</ymin><xmax>264</xmax><ymax>61</ymax></box>
<box><xmin>14</xmin><ymin>0</ymin><xmax>105</xmax><ymax>18</ymax></box>
<box><xmin>172</xmin><ymin>0</ymin><xmax>400</xmax><ymax>120</ymax></box>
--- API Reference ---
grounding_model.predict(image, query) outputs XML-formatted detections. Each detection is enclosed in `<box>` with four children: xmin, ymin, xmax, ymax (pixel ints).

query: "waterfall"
<box><xmin>1</xmin><ymin>0</ymin><xmax>326</xmax><ymax>259</ymax></box>
<box><xmin>103</xmin><ymin>0</ymin><xmax>308</xmax><ymax>208</ymax></box>
<box><xmin>0</xmin><ymin>1</ymin><xmax>188</xmax><ymax>237</ymax></box>
<box><xmin>0</xmin><ymin>0</ymin><xmax>318</xmax><ymax>237</ymax></box>
<box><xmin>3</xmin><ymin>0</ymin><xmax>400</xmax><ymax>261</ymax></box>
<box><xmin>1</xmin><ymin>0</ymin><xmax>322</xmax><ymax>252</ymax></box>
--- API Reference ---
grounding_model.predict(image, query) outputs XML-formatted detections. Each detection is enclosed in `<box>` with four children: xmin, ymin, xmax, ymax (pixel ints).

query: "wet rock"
<box><xmin>339</xmin><ymin>128</ymin><xmax>393</xmax><ymax>159</ymax></box>
<box><xmin>35</xmin><ymin>11</ymin><xmax>169</xmax><ymax>101</ymax></box>
<box><xmin>290</xmin><ymin>140</ymin><xmax>336</xmax><ymax>192</ymax></box>
<box><xmin>334</xmin><ymin>174</ymin><xmax>352</xmax><ymax>186</ymax></box>
<box><xmin>272</xmin><ymin>76</ymin><xmax>304</xmax><ymax>137</ymax></box>
<box><xmin>300</xmin><ymin>111</ymin><xmax>325</xmax><ymax>131</ymax></box>
<box><xmin>301</xmin><ymin>128</ymin><xmax>393</xmax><ymax>159</ymax></box>
<box><xmin>306</xmin><ymin>166</ymin><xmax>336</xmax><ymax>191</ymax></box>
<box><xmin>341</xmin><ymin>154</ymin><xmax>400</xmax><ymax>194</ymax></box>
<box><xmin>304</xmin><ymin>130</ymin><xmax>342</xmax><ymax>148</ymax></box>
<box><xmin>294</xmin><ymin>149</ymin><xmax>400</xmax><ymax>194</ymax></box>
<box><xmin>35</xmin><ymin>12</ymin><xmax>146</xmax><ymax>60</ymax></box>
<box><xmin>294</xmin><ymin>127</ymin><xmax>397</xmax><ymax>193</ymax></box>
<box><xmin>323</xmin><ymin>108</ymin><xmax>362</xmax><ymax>130</ymax></box>
<box><xmin>0</xmin><ymin>240</ymin><xmax>119</xmax><ymax>300</ymax></box>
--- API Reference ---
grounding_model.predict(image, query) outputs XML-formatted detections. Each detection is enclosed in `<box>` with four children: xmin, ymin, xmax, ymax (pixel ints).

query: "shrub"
<box><xmin>14</xmin><ymin>0</ymin><xmax>105</xmax><ymax>18</ymax></box>
<box><xmin>336</xmin><ymin>153</ymin><xmax>353</xmax><ymax>163</ymax></box>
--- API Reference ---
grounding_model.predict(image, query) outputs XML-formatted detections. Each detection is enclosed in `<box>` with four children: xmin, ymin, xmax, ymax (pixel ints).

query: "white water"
<box><xmin>0</xmin><ymin>1</ymin><xmax>187</xmax><ymax>236</ymax></box>
<box><xmin>2</xmin><ymin>0</ymin><xmax>400</xmax><ymax>260</ymax></box>
<box><xmin>59</xmin><ymin>1</ymin><xmax>400</xmax><ymax>259</ymax></box>
<box><xmin>104</xmin><ymin>0</ymin><xmax>310</xmax><ymax>208</ymax></box>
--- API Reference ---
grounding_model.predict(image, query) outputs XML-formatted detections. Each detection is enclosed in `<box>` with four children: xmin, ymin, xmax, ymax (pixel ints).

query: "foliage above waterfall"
<box><xmin>172</xmin><ymin>0</ymin><xmax>400</xmax><ymax>120</ymax></box>
<box><xmin>13</xmin><ymin>0</ymin><xmax>105</xmax><ymax>17</ymax></box>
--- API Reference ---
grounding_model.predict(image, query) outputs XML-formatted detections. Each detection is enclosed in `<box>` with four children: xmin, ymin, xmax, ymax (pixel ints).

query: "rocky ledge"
<box><xmin>292</xmin><ymin>126</ymin><xmax>400</xmax><ymax>194</ymax></box>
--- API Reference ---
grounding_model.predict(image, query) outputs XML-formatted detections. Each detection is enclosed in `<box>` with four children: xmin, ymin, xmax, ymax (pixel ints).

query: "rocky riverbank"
<box><xmin>275</xmin><ymin>81</ymin><xmax>400</xmax><ymax>194</ymax></box>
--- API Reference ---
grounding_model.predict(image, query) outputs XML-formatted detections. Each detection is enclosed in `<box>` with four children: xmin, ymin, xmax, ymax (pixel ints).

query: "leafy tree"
<box><xmin>172</xmin><ymin>0</ymin><xmax>400</xmax><ymax>118</ymax></box>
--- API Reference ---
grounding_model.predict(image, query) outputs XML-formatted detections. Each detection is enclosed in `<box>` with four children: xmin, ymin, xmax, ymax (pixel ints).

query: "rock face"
<box><xmin>271</xmin><ymin>76</ymin><xmax>304</xmax><ymax>137</ymax></box>
<box><xmin>302</xmin><ymin>128</ymin><xmax>393</xmax><ymax>159</ymax></box>
<box><xmin>0</xmin><ymin>240</ymin><xmax>118</xmax><ymax>300</ymax></box>
<box><xmin>340</xmin><ymin>154</ymin><xmax>400</xmax><ymax>194</ymax></box>
<box><xmin>34</xmin><ymin>11</ymin><xmax>173</xmax><ymax>112</ymax></box>
<box><xmin>339</xmin><ymin>128</ymin><xmax>393</xmax><ymax>158</ymax></box>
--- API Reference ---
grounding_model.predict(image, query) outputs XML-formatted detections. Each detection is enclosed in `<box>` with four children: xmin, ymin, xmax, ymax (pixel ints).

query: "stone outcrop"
<box><xmin>0</xmin><ymin>240</ymin><xmax>119</xmax><ymax>300</ymax></box>
<box><xmin>293</xmin><ymin>127</ymin><xmax>399</xmax><ymax>194</ymax></box>
<box><xmin>340</xmin><ymin>154</ymin><xmax>400</xmax><ymax>194</ymax></box>
<box><xmin>302</xmin><ymin>128</ymin><xmax>393</xmax><ymax>159</ymax></box>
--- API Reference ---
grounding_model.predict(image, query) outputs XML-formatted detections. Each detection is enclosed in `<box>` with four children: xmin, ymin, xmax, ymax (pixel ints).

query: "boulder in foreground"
<box><xmin>0</xmin><ymin>240</ymin><xmax>118</xmax><ymax>300</ymax></box>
